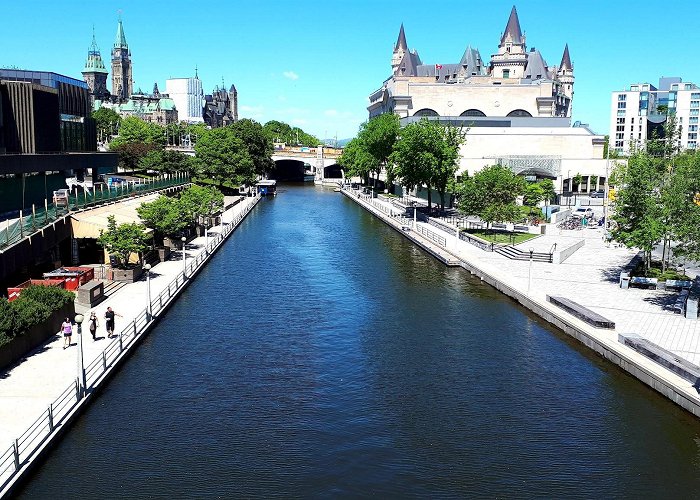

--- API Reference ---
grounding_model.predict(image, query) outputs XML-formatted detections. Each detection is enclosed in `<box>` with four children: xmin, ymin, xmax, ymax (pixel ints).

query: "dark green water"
<box><xmin>17</xmin><ymin>184</ymin><xmax>700</xmax><ymax>498</ymax></box>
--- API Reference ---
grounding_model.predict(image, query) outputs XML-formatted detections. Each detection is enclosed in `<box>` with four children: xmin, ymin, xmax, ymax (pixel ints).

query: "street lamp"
<box><xmin>205</xmin><ymin>222</ymin><xmax>209</xmax><ymax>255</ymax></box>
<box><xmin>74</xmin><ymin>314</ymin><xmax>86</xmax><ymax>398</ymax></box>
<box><xmin>181</xmin><ymin>236</ymin><xmax>187</xmax><ymax>279</ymax></box>
<box><xmin>413</xmin><ymin>202</ymin><xmax>417</xmax><ymax>230</ymax></box>
<box><xmin>527</xmin><ymin>248</ymin><xmax>534</xmax><ymax>296</ymax></box>
<box><xmin>144</xmin><ymin>263</ymin><xmax>152</xmax><ymax>319</ymax></box>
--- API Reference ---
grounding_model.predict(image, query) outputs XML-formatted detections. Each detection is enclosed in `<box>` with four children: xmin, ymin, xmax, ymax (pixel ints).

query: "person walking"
<box><xmin>89</xmin><ymin>311</ymin><xmax>99</xmax><ymax>340</ymax></box>
<box><xmin>104</xmin><ymin>307</ymin><xmax>122</xmax><ymax>339</ymax></box>
<box><xmin>61</xmin><ymin>317</ymin><xmax>73</xmax><ymax>349</ymax></box>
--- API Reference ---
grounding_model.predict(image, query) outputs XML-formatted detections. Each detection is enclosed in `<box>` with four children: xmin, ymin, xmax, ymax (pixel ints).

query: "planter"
<box><xmin>157</xmin><ymin>246</ymin><xmax>171</xmax><ymax>262</ymax></box>
<box><xmin>108</xmin><ymin>263</ymin><xmax>143</xmax><ymax>283</ymax></box>
<box><xmin>0</xmin><ymin>303</ymin><xmax>75</xmax><ymax>372</ymax></box>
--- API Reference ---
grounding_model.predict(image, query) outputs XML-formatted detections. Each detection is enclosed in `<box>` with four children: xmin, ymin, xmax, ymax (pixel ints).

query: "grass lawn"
<box><xmin>466</xmin><ymin>229</ymin><xmax>538</xmax><ymax>245</ymax></box>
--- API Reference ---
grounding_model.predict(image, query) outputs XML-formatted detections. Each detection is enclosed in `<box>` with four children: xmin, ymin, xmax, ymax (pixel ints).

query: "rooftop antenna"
<box><xmin>195</xmin><ymin>65</ymin><xmax>199</xmax><ymax>78</ymax></box>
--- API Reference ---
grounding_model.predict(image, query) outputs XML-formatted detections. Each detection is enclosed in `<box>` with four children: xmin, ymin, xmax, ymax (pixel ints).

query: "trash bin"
<box><xmin>686</xmin><ymin>298</ymin><xmax>698</xmax><ymax>319</ymax></box>
<box><xmin>620</xmin><ymin>272</ymin><xmax>631</xmax><ymax>289</ymax></box>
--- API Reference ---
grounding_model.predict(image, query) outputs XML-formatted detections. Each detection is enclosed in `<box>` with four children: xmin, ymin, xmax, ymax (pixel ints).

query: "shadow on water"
<box><xmin>16</xmin><ymin>184</ymin><xmax>700</xmax><ymax>498</ymax></box>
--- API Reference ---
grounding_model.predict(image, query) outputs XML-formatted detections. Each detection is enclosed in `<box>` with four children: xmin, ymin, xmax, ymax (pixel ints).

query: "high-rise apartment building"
<box><xmin>609</xmin><ymin>77</ymin><xmax>699</xmax><ymax>154</ymax></box>
<box><xmin>165</xmin><ymin>76</ymin><xmax>204</xmax><ymax>123</ymax></box>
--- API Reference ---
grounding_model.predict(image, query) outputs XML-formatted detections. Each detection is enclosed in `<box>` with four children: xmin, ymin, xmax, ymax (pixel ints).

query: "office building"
<box><xmin>166</xmin><ymin>76</ymin><xmax>204</xmax><ymax>123</ymax></box>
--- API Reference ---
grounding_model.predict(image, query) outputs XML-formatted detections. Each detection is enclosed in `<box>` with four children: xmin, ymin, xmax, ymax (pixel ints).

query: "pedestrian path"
<box><xmin>351</xmin><ymin>190</ymin><xmax>700</xmax><ymax>366</ymax></box>
<box><xmin>0</xmin><ymin>195</ymin><xmax>257</xmax><ymax>450</ymax></box>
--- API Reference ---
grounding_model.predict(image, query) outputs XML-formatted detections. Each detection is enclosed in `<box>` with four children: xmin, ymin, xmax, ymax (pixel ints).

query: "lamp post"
<box><xmin>181</xmin><ymin>236</ymin><xmax>187</xmax><ymax>279</ymax></box>
<box><xmin>413</xmin><ymin>202</ymin><xmax>417</xmax><ymax>230</ymax></box>
<box><xmin>527</xmin><ymin>248</ymin><xmax>534</xmax><ymax>296</ymax></box>
<box><xmin>144</xmin><ymin>264</ymin><xmax>152</xmax><ymax>319</ymax></box>
<box><xmin>75</xmin><ymin>314</ymin><xmax>86</xmax><ymax>398</ymax></box>
<box><xmin>205</xmin><ymin>223</ymin><xmax>209</xmax><ymax>255</ymax></box>
<box><xmin>604</xmin><ymin>140</ymin><xmax>610</xmax><ymax>229</ymax></box>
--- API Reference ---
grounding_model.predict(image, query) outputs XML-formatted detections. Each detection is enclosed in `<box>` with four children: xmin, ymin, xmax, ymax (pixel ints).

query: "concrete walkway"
<box><xmin>0</xmin><ymin>196</ymin><xmax>257</xmax><ymax>450</ymax></box>
<box><xmin>347</xmin><ymin>190</ymin><xmax>700</xmax><ymax>395</ymax></box>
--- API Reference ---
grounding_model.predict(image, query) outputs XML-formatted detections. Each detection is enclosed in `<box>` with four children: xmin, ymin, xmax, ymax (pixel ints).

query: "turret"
<box><xmin>82</xmin><ymin>27</ymin><xmax>109</xmax><ymax>102</ymax></box>
<box><xmin>111</xmin><ymin>16</ymin><xmax>133</xmax><ymax>100</ymax></box>
<box><xmin>490</xmin><ymin>6</ymin><xmax>528</xmax><ymax>79</ymax></box>
<box><xmin>557</xmin><ymin>44</ymin><xmax>575</xmax><ymax>115</ymax></box>
<box><xmin>391</xmin><ymin>24</ymin><xmax>408</xmax><ymax>74</ymax></box>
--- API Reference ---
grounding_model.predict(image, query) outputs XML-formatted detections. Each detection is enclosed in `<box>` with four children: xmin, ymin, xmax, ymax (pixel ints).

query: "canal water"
<box><xmin>17</xmin><ymin>185</ymin><xmax>700</xmax><ymax>497</ymax></box>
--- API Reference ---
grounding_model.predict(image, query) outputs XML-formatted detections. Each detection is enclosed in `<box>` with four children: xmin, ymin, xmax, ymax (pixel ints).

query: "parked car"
<box><xmin>590</xmin><ymin>190</ymin><xmax>605</xmax><ymax>198</ymax></box>
<box><xmin>571</xmin><ymin>207</ymin><xmax>594</xmax><ymax>219</ymax></box>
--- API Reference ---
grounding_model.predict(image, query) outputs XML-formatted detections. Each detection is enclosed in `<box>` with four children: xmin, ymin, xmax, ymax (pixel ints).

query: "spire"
<box><xmin>114</xmin><ymin>17</ymin><xmax>128</xmax><ymax>49</ymax></box>
<box><xmin>195</xmin><ymin>65</ymin><xmax>199</xmax><ymax>79</ymax></box>
<box><xmin>153</xmin><ymin>82</ymin><xmax>160</xmax><ymax>96</ymax></box>
<box><xmin>395</xmin><ymin>23</ymin><xmax>408</xmax><ymax>51</ymax></box>
<box><xmin>500</xmin><ymin>6</ymin><xmax>523</xmax><ymax>45</ymax></box>
<box><xmin>560</xmin><ymin>43</ymin><xmax>572</xmax><ymax>71</ymax></box>
<box><xmin>83</xmin><ymin>25</ymin><xmax>108</xmax><ymax>75</ymax></box>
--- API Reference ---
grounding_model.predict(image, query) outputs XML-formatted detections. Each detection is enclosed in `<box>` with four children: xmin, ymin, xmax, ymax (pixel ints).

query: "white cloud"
<box><xmin>291</xmin><ymin>118</ymin><xmax>308</xmax><ymax>126</ymax></box>
<box><xmin>324</xmin><ymin>109</ymin><xmax>338</xmax><ymax>117</ymax></box>
<box><xmin>283</xmin><ymin>71</ymin><xmax>299</xmax><ymax>81</ymax></box>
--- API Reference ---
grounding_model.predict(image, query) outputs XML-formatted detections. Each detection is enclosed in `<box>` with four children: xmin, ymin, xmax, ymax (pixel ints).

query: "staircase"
<box><xmin>495</xmin><ymin>245</ymin><xmax>553</xmax><ymax>263</ymax></box>
<box><xmin>101</xmin><ymin>279</ymin><xmax>127</xmax><ymax>298</ymax></box>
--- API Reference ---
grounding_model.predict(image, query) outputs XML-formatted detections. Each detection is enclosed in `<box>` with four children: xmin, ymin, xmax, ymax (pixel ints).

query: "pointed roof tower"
<box><xmin>559</xmin><ymin>44</ymin><xmax>572</xmax><ymax>71</ymax></box>
<box><xmin>114</xmin><ymin>17</ymin><xmax>128</xmax><ymax>49</ymax></box>
<box><xmin>153</xmin><ymin>82</ymin><xmax>161</xmax><ymax>96</ymax></box>
<box><xmin>500</xmin><ymin>5</ymin><xmax>523</xmax><ymax>45</ymax></box>
<box><xmin>83</xmin><ymin>26</ymin><xmax>108</xmax><ymax>74</ymax></box>
<box><xmin>395</xmin><ymin>23</ymin><xmax>408</xmax><ymax>51</ymax></box>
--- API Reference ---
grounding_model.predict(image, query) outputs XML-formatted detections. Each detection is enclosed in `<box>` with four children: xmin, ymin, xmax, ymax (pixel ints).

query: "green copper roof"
<box><xmin>158</xmin><ymin>98</ymin><xmax>176</xmax><ymax>111</ymax></box>
<box><xmin>83</xmin><ymin>30</ymin><xmax>108</xmax><ymax>74</ymax></box>
<box><xmin>114</xmin><ymin>19</ymin><xmax>128</xmax><ymax>49</ymax></box>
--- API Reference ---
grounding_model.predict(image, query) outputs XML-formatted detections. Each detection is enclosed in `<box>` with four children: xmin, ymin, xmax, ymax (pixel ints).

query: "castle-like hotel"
<box><xmin>369</xmin><ymin>6</ymin><xmax>607</xmax><ymax>195</ymax></box>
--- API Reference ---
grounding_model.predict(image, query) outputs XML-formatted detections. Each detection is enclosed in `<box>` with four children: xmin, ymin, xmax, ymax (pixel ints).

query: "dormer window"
<box><xmin>503</xmin><ymin>69</ymin><xmax>510</xmax><ymax>79</ymax></box>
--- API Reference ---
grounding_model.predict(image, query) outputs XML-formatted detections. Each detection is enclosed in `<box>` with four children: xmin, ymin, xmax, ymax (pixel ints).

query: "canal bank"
<box><xmin>0</xmin><ymin>194</ymin><xmax>261</xmax><ymax>498</ymax></box>
<box><xmin>342</xmin><ymin>187</ymin><xmax>700</xmax><ymax>419</ymax></box>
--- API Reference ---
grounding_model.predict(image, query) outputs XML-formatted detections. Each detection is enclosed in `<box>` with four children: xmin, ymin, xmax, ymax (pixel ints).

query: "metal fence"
<box><xmin>0</xmin><ymin>194</ymin><xmax>259</xmax><ymax>493</ymax></box>
<box><xmin>414</xmin><ymin>224</ymin><xmax>447</xmax><ymax>247</ymax></box>
<box><xmin>0</xmin><ymin>175</ymin><xmax>190</xmax><ymax>250</ymax></box>
<box><xmin>459</xmin><ymin>231</ymin><xmax>495</xmax><ymax>252</ymax></box>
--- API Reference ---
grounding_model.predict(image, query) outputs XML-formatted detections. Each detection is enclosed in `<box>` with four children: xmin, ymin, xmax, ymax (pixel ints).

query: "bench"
<box><xmin>673</xmin><ymin>290</ymin><xmax>689</xmax><ymax>314</ymax></box>
<box><xmin>619</xmin><ymin>333</ymin><xmax>700</xmax><ymax>388</ymax></box>
<box><xmin>491</xmin><ymin>223</ymin><xmax>507</xmax><ymax>231</ymax></box>
<box><xmin>630</xmin><ymin>276</ymin><xmax>658</xmax><ymax>290</ymax></box>
<box><xmin>547</xmin><ymin>295</ymin><xmax>615</xmax><ymax>329</ymax></box>
<box><xmin>513</xmin><ymin>225</ymin><xmax>530</xmax><ymax>233</ymax></box>
<box><xmin>666</xmin><ymin>279</ymin><xmax>692</xmax><ymax>290</ymax></box>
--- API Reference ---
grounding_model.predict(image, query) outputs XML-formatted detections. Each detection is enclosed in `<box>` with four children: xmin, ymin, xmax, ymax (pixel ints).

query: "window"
<box><xmin>618</xmin><ymin>94</ymin><xmax>627</xmax><ymax>101</ymax></box>
<box><xmin>686</xmin><ymin>84</ymin><xmax>693</xmax><ymax>90</ymax></box>
<box><xmin>692</xmin><ymin>92</ymin><xmax>700</xmax><ymax>99</ymax></box>
<box><xmin>617</xmin><ymin>102</ymin><xmax>626</xmax><ymax>109</ymax></box>
<box><xmin>691</xmin><ymin>109</ymin><xmax>699</xmax><ymax>116</ymax></box>
<box><xmin>691</xmin><ymin>101</ymin><xmax>700</xmax><ymax>108</ymax></box>
<box><xmin>689</xmin><ymin>142</ymin><xmax>697</xmax><ymax>149</ymax></box>
<box><xmin>617</xmin><ymin>117</ymin><xmax>625</xmax><ymax>124</ymax></box>
<box><xmin>690</xmin><ymin>117</ymin><xmax>699</xmax><ymax>124</ymax></box>
<box><xmin>503</xmin><ymin>69</ymin><xmax>510</xmax><ymax>78</ymax></box>
<box><xmin>689</xmin><ymin>133</ymin><xmax>698</xmax><ymax>140</ymax></box>
<box><xmin>631</xmin><ymin>125</ymin><xmax>634</xmax><ymax>131</ymax></box>
<box><xmin>616</xmin><ymin>125</ymin><xmax>624</xmax><ymax>132</ymax></box>
<box><xmin>616</xmin><ymin>133</ymin><xmax>624</xmax><ymax>139</ymax></box>
<box><xmin>631</xmin><ymin>117</ymin><xmax>635</xmax><ymax>123</ymax></box>
<box><xmin>615</xmin><ymin>141</ymin><xmax>623</xmax><ymax>147</ymax></box>
<box><xmin>631</xmin><ymin>86</ymin><xmax>639</xmax><ymax>91</ymax></box>
<box><xmin>617</xmin><ymin>110</ymin><xmax>626</xmax><ymax>116</ymax></box>
<box><xmin>690</xmin><ymin>125</ymin><xmax>698</xmax><ymax>132</ymax></box>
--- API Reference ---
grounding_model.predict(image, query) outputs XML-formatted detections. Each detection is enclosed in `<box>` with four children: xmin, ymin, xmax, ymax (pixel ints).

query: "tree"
<box><xmin>262</xmin><ymin>120</ymin><xmax>320</xmax><ymax>147</ymax></box>
<box><xmin>97</xmin><ymin>215</ymin><xmax>150</xmax><ymax>269</ymax></box>
<box><xmin>389</xmin><ymin>119</ymin><xmax>463</xmax><ymax>209</ymax></box>
<box><xmin>523</xmin><ymin>182</ymin><xmax>544</xmax><ymax>208</ymax></box>
<box><xmin>538</xmin><ymin>178</ymin><xmax>556</xmax><ymax>216</ymax></box>
<box><xmin>611</xmin><ymin>152</ymin><xmax>664</xmax><ymax>271</ymax></box>
<box><xmin>179</xmin><ymin>185</ymin><xmax>224</xmax><ymax>228</ymax></box>
<box><xmin>136</xmin><ymin>195</ymin><xmax>188</xmax><ymax>243</ymax></box>
<box><xmin>338</xmin><ymin>137</ymin><xmax>378</xmax><ymax>186</ymax></box>
<box><xmin>589</xmin><ymin>175</ymin><xmax>598</xmax><ymax>191</ymax></box>
<box><xmin>456</xmin><ymin>165</ymin><xmax>525</xmax><ymax>228</ymax></box>
<box><xmin>230</xmin><ymin>119</ymin><xmax>275</xmax><ymax>177</ymax></box>
<box><xmin>93</xmin><ymin>107</ymin><xmax>121</xmax><ymax>143</ymax></box>
<box><xmin>109</xmin><ymin>116</ymin><xmax>166</xmax><ymax>149</ymax></box>
<box><xmin>573</xmin><ymin>172</ymin><xmax>583</xmax><ymax>192</ymax></box>
<box><xmin>112</xmin><ymin>142</ymin><xmax>160</xmax><ymax>171</ymax></box>
<box><xmin>139</xmin><ymin>149</ymin><xmax>193</xmax><ymax>174</ymax></box>
<box><xmin>194</xmin><ymin>127</ymin><xmax>255</xmax><ymax>186</ymax></box>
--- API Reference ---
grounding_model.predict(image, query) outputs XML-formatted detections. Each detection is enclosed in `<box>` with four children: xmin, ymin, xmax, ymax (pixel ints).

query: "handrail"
<box><xmin>0</xmin><ymin>193</ymin><xmax>260</xmax><ymax>492</ymax></box>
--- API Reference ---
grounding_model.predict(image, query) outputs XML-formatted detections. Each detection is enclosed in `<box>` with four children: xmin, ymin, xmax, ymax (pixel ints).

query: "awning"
<box><xmin>70</xmin><ymin>193</ymin><xmax>158</xmax><ymax>239</ymax></box>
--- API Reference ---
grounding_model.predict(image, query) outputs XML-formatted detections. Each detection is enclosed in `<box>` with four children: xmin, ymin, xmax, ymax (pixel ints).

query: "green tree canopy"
<box><xmin>230</xmin><ymin>119</ymin><xmax>275</xmax><ymax>177</ymax></box>
<box><xmin>93</xmin><ymin>107</ymin><xmax>121</xmax><ymax>142</ymax></box>
<box><xmin>109</xmin><ymin>116</ymin><xmax>166</xmax><ymax>149</ymax></box>
<box><xmin>338</xmin><ymin>137</ymin><xmax>379</xmax><ymax>185</ymax></box>
<box><xmin>97</xmin><ymin>215</ymin><xmax>150</xmax><ymax>269</ymax></box>
<box><xmin>456</xmin><ymin>164</ymin><xmax>526</xmax><ymax>227</ymax></box>
<box><xmin>262</xmin><ymin>120</ymin><xmax>320</xmax><ymax>147</ymax></box>
<box><xmin>194</xmin><ymin>127</ymin><xmax>255</xmax><ymax>186</ymax></box>
<box><xmin>139</xmin><ymin>149</ymin><xmax>194</xmax><ymax>174</ymax></box>
<box><xmin>179</xmin><ymin>185</ymin><xmax>224</xmax><ymax>226</ymax></box>
<box><xmin>136</xmin><ymin>195</ymin><xmax>188</xmax><ymax>242</ymax></box>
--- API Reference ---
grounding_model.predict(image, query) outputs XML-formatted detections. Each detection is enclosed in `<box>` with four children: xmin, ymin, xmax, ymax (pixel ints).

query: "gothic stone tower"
<box><xmin>490</xmin><ymin>6</ymin><xmax>528</xmax><ymax>79</ymax></box>
<box><xmin>111</xmin><ymin>18</ymin><xmax>133</xmax><ymax>100</ymax></box>
<box><xmin>557</xmin><ymin>44</ymin><xmax>575</xmax><ymax>115</ymax></box>
<box><xmin>82</xmin><ymin>28</ymin><xmax>110</xmax><ymax>103</ymax></box>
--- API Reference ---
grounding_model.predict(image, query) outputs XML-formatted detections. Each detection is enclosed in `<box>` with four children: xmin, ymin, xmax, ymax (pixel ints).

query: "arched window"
<box><xmin>507</xmin><ymin>109</ymin><xmax>533</xmax><ymax>117</ymax></box>
<box><xmin>460</xmin><ymin>109</ymin><xmax>486</xmax><ymax>117</ymax></box>
<box><xmin>413</xmin><ymin>108</ymin><xmax>439</xmax><ymax>117</ymax></box>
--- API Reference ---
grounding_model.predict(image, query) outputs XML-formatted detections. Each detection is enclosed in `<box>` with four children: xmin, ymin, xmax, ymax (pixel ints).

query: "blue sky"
<box><xmin>1</xmin><ymin>0</ymin><xmax>698</xmax><ymax>140</ymax></box>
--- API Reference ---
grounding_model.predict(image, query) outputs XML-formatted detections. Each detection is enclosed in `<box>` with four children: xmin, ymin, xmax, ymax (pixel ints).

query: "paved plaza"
<box><xmin>357</xmin><ymin>192</ymin><xmax>700</xmax><ymax>367</ymax></box>
<box><xmin>0</xmin><ymin>196</ymin><xmax>255</xmax><ymax>449</ymax></box>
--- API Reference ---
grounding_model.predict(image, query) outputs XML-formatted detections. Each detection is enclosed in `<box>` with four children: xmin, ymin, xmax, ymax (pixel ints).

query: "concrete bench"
<box><xmin>630</xmin><ymin>276</ymin><xmax>658</xmax><ymax>290</ymax></box>
<box><xmin>513</xmin><ymin>225</ymin><xmax>530</xmax><ymax>233</ymax></box>
<box><xmin>619</xmin><ymin>333</ymin><xmax>700</xmax><ymax>387</ymax></box>
<box><xmin>547</xmin><ymin>295</ymin><xmax>615</xmax><ymax>329</ymax></box>
<box><xmin>491</xmin><ymin>223</ymin><xmax>507</xmax><ymax>231</ymax></box>
<box><xmin>666</xmin><ymin>279</ymin><xmax>692</xmax><ymax>290</ymax></box>
<box><xmin>673</xmin><ymin>290</ymin><xmax>689</xmax><ymax>314</ymax></box>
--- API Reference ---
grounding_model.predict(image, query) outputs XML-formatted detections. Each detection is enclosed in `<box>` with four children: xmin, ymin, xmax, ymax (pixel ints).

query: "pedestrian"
<box><xmin>61</xmin><ymin>317</ymin><xmax>73</xmax><ymax>349</ymax></box>
<box><xmin>104</xmin><ymin>307</ymin><xmax>122</xmax><ymax>339</ymax></box>
<box><xmin>89</xmin><ymin>311</ymin><xmax>99</xmax><ymax>340</ymax></box>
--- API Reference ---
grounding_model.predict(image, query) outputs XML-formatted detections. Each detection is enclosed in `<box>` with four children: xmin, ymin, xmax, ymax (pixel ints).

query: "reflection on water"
<box><xmin>18</xmin><ymin>184</ymin><xmax>700</xmax><ymax>498</ymax></box>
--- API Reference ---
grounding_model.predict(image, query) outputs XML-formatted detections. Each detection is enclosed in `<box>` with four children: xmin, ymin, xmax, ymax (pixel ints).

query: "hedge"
<box><xmin>0</xmin><ymin>286</ymin><xmax>75</xmax><ymax>348</ymax></box>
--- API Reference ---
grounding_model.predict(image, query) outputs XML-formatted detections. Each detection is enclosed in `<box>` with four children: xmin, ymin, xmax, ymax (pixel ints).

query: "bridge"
<box><xmin>165</xmin><ymin>145</ymin><xmax>344</xmax><ymax>184</ymax></box>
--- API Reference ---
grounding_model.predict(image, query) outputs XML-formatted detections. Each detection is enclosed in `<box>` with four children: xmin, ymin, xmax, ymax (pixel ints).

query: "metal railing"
<box><xmin>0</xmin><ymin>194</ymin><xmax>260</xmax><ymax>492</ymax></box>
<box><xmin>459</xmin><ymin>231</ymin><xmax>495</xmax><ymax>252</ymax></box>
<box><xmin>0</xmin><ymin>175</ymin><xmax>190</xmax><ymax>250</ymax></box>
<box><xmin>414</xmin><ymin>224</ymin><xmax>447</xmax><ymax>247</ymax></box>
